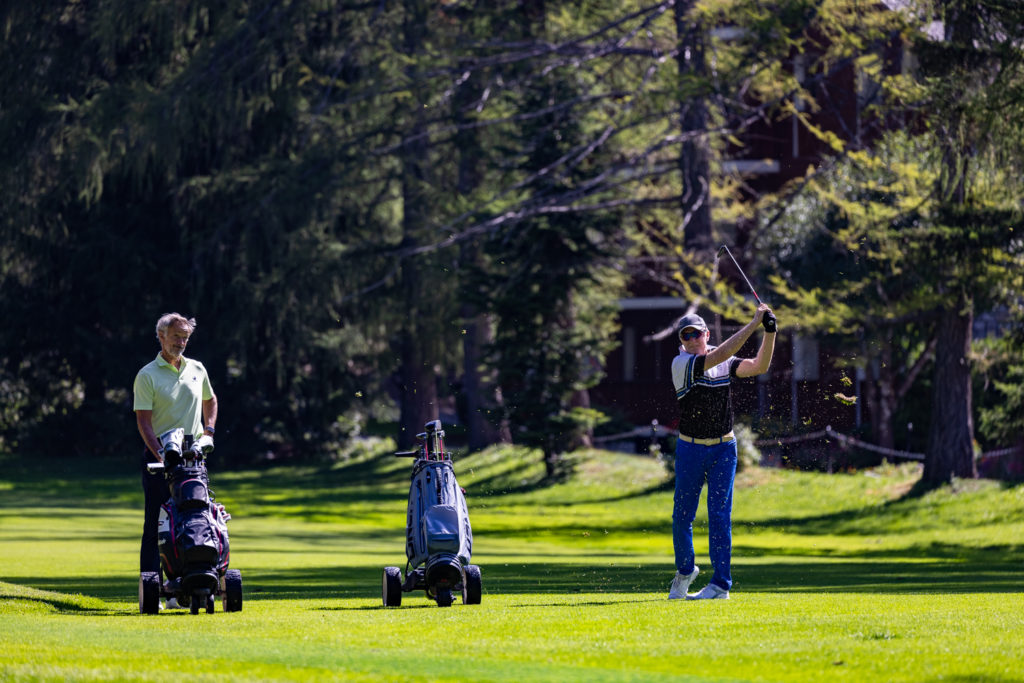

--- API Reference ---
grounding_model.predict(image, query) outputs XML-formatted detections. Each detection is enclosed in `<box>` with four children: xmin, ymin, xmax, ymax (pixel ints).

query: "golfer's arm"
<box><xmin>202</xmin><ymin>395</ymin><xmax>218</xmax><ymax>433</ymax></box>
<box><xmin>736</xmin><ymin>331</ymin><xmax>776</xmax><ymax>378</ymax></box>
<box><xmin>705</xmin><ymin>318</ymin><xmax>760</xmax><ymax>370</ymax></box>
<box><xmin>136</xmin><ymin>410</ymin><xmax>163</xmax><ymax>461</ymax></box>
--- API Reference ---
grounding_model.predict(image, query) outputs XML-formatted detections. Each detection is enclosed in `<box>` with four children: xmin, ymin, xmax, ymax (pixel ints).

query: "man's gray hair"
<box><xmin>155</xmin><ymin>313</ymin><xmax>197</xmax><ymax>340</ymax></box>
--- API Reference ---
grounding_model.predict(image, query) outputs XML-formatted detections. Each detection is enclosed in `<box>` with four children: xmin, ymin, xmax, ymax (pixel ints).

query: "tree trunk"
<box><xmin>923</xmin><ymin>2</ymin><xmax>975</xmax><ymax>483</ymax></box>
<box><xmin>460</xmin><ymin>307</ymin><xmax>509</xmax><ymax>449</ymax></box>
<box><xmin>397</xmin><ymin>0</ymin><xmax>437</xmax><ymax>450</ymax></box>
<box><xmin>452</xmin><ymin>44</ymin><xmax>507</xmax><ymax>451</ymax></box>
<box><xmin>875</xmin><ymin>335</ymin><xmax>896</xmax><ymax>451</ymax></box>
<box><xmin>674</xmin><ymin>0</ymin><xmax>712</xmax><ymax>251</ymax></box>
<box><xmin>923</xmin><ymin>293</ymin><xmax>976</xmax><ymax>483</ymax></box>
<box><xmin>569</xmin><ymin>388</ymin><xmax>593</xmax><ymax>450</ymax></box>
<box><xmin>398</xmin><ymin>329</ymin><xmax>438</xmax><ymax>450</ymax></box>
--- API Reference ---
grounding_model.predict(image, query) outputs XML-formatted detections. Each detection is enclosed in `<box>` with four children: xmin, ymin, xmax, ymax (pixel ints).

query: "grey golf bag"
<box><xmin>382</xmin><ymin>420</ymin><xmax>481</xmax><ymax>607</ymax></box>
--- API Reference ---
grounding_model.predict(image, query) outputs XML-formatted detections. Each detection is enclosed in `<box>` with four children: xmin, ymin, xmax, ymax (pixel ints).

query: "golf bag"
<box><xmin>158</xmin><ymin>463</ymin><xmax>230</xmax><ymax>583</ymax></box>
<box><xmin>406</xmin><ymin>457</ymin><xmax>473</xmax><ymax>578</ymax></box>
<box><xmin>139</xmin><ymin>428</ymin><xmax>242</xmax><ymax>615</ymax></box>
<box><xmin>382</xmin><ymin>420</ymin><xmax>481</xmax><ymax>607</ymax></box>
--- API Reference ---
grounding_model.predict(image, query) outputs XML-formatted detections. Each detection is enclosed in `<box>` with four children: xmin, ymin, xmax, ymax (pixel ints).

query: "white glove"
<box><xmin>195</xmin><ymin>434</ymin><xmax>215</xmax><ymax>455</ymax></box>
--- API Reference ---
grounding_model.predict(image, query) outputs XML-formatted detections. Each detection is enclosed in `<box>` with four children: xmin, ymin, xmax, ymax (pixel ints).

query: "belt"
<box><xmin>678</xmin><ymin>431</ymin><xmax>735</xmax><ymax>446</ymax></box>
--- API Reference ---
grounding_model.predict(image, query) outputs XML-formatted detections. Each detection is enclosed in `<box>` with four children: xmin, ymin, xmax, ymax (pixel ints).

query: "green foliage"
<box><xmin>468</xmin><ymin>12</ymin><xmax>632</xmax><ymax>472</ymax></box>
<box><xmin>973</xmin><ymin>307</ymin><xmax>1024</xmax><ymax>450</ymax></box>
<box><xmin>2</xmin><ymin>0</ymin><xmax>679</xmax><ymax>458</ymax></box>
<box><xmin>4</xmin><ymin>0</ymin><xmax>1022</xmax><ymax>473</ymax></box>
<box><xmin>0</xmin><ymin>1</ymin><xmax>389</xmax><ymax>456</ymax></box>
<box><xmin>757</xmin><ymin>126</ymin><xmax>1024</xmax><ymax>447</ymax></box>
<box><xmin>752</xmin><ymin>0</ymin><xmax>1024</xmax><ymax>483</ymax></box>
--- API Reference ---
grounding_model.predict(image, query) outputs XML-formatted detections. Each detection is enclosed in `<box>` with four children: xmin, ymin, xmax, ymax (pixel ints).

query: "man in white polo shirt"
<box><xmin>667</xmin><ymin>304</ymin><xmax>775</xmax><ymax>600</ymax></box>
<box><xmin>133</xmin><ymin>313</ymin><xmax>218</xmax><ymax>582</ymax></box>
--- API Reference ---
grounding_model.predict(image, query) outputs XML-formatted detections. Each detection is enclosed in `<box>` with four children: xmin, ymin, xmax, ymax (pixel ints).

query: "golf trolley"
<box><xmin>382</xmin><ymin>419</ymin><xmax>482</xmax><ymax>608</ymax></box>
<box><xmin>139</xmin><ymin>428</ymin><xmax>242</xmax><ymax>615</ymax></box>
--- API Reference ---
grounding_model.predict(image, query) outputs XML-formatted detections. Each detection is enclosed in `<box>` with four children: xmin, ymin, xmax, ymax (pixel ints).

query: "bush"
<box><xmin>734</xmin><ymin>423</ymin><xmax>761</xmax><ymax>472</ymax></box>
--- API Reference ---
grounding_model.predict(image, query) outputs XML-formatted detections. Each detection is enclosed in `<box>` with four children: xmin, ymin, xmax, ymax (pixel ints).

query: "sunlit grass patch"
<box><xmin>1</xmin><ymin>447</ymin><xmax>1022</xmax><ymax>681</ymax></box>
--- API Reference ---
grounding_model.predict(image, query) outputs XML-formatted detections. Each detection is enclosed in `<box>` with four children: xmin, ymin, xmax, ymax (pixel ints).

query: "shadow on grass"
<box><xmin>462</xmin><ymin>453</ymin><xmax>580</xmax><ymax>498</ymax></box>
<box><xmin>898</xmin><ymin>477</ymin><xmax>1024</xmax><ymax>499</ymax></box>
<box><xmin>0</xmin><ymin>593</ymin><xmax>116</xmax><ymax>615</ymax></box>
<box><xmin>462</xmin><ymin>459</ymin><xmax>548</xmax><ymax>497</ymax></box>
<box><xmin>9</xmin><ymin>546</ymin><xmax>1021</xmax><ymax>611</ymax></box>
<box><xmin>0</xmin><ymin>449</ymin><xmax>412</xmax><ymax>508</ymax></box>
<box><xmin>0</xmin><ymin>450</ymin><xmax>574</xmax><ymax>520</ymax></box>
<box><xmin>6</xmin><ymin>454</ymin><xmax>1022</xmax><ymax>610</ymax></box>
<box><xmin>737</xmin><ymin>478</ymin><xmax>1024</xmax><ymax>539</ymax></box>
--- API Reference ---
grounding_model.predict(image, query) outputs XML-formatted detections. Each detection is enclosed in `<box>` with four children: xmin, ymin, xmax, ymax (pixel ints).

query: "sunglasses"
<box><xmin>680</xmin><ymin>329</ymin><xmax>704</xmax><ymax>341</ymax></box>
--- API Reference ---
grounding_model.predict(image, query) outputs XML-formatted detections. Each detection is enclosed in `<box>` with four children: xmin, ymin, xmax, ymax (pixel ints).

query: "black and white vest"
<box><xmin>670</xmin><ymin>349</ymin><xmax>740</xmax><ymax>439</ymax></box>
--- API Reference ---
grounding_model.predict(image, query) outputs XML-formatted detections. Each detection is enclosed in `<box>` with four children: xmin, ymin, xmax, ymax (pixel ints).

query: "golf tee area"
<box><xmin>1</xmin><ymin>445</ymin><xmax>1022</xmax><ymax>682</ymax></box>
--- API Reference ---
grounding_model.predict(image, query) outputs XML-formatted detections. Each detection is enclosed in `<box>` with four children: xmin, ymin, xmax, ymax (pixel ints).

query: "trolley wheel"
<box><xmin>382</xmin><ymin>566</ymin><xmax>403</xmax><ymax>607</ymax></box>
<box><xmin>190</xmin><ymin>593</ymin><xmax>201</xmax><ymax>615</ymax></box>
<box><xmin>223</xmin><ymin>569</ymin><xmax>243</xmax><ymax>612</ymax></box>
<box><xmin>435</xmin><ymin>588</ymin><xmax>453</xmax><ymax>607</ymax></box>
<box><xmin>462</xmin><ymin>564</ymin><xmax>482</xmax><ymax>605</ymax></box>
<box><xmin>139</xmin><ymin>572</ymin><xmax>160</xmax><ymax>615</ymax></box>
<box><xmin>206</xmin><ymin>594</ymin><xmax>215</xmax><ymax>614</ymax></box>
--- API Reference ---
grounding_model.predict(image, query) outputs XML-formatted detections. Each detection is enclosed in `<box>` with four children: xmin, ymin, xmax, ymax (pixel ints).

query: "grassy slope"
<box><xmin>1</xmin><ymin>446</ymin><xmax>1022</xmax><ymax>682</ymax></box>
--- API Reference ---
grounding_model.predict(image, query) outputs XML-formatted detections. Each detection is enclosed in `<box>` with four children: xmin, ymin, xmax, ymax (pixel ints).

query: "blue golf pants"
<box><xmin>672</xmin><ymin>438</ymin><xmax>737</xmax><ymax>590</ymax></box>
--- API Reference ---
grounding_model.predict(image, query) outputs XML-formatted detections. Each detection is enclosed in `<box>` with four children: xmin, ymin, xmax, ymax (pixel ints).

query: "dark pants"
<box><xmin>140</xmin><ymin>453</ymin><xmax>171</xmax><ymax>574</ymax></box>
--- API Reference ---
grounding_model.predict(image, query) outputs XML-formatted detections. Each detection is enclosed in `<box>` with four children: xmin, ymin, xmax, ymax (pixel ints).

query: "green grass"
<box><xmin>1</xmin><ymin>446</ymin><xmax>1022</xmax><ymax>682</ymax></box>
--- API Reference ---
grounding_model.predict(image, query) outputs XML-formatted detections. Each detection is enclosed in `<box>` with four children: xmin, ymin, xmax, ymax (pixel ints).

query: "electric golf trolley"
<box><xmin>139</xmin><ymin>428</ymin><xmax>242</xmax><ymax>615</ymax></box>
<box><xmin>382</xmin><ymin>420</ymin><xmax>481</xmax><ymax>607</ymax></box>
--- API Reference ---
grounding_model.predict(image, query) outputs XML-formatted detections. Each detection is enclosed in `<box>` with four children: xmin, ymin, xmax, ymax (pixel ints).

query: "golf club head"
<box><xmin>158</xmin><ymin>428</ymin><xmax>185</xmax><ymax>460</ymax></box>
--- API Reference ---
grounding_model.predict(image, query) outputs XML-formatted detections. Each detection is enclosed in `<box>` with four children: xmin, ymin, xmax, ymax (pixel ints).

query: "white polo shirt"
<box><xmin>133</xmin><ymin>354</ymin><xmax>214</xmax><ymax>438</ymax></box>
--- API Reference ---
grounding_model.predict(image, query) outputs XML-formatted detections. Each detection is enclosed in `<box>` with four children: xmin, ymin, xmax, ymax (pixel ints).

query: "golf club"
<box><xmin>716</xmin><ymin>245</ymin><xmax>762</xmax><ymax>305</ymax></box>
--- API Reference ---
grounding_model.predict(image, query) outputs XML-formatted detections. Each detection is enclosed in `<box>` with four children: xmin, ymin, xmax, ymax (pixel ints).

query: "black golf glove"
<box><xmin>763</xmin><ymin>311</ymin><xmax>777</xmax><ymax>332</ymax></box>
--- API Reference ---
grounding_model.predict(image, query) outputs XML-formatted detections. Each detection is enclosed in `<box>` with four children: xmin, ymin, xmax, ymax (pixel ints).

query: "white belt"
<box><xmin>678</xmin><ymin>431</ymin><xmax>735</xmax><ymax>446</ymax></box>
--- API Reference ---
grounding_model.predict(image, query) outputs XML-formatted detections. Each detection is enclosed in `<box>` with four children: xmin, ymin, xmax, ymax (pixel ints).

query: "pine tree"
<box><xmin>757</xmin><ymin>0</ymin><xmax>1024</xmax><ymax>483</ymax></box>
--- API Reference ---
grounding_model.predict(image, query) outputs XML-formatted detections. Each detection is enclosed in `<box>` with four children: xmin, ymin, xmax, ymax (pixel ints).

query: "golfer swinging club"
<box><xmin>668</xmin><ymin>303</ymin><xmax>776</xmax><ymax>600</ymax></box>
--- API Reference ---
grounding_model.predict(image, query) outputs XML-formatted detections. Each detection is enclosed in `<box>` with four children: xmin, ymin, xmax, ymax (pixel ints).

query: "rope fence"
<box><xmin>756</xmin><ymin>427</ymin><xmax>923</xmax><ymax>461</ymax></box>
<box><xmin>592</xmin><ymin>424</ymin><xmax>675</xmax><ymax>444</ymax></box>
<box><xmin>755</xmin><ymin>425</ymin><xmax>1022</xmax><ymax>462</ymax></box>
<box><xmin>594</xmin><ymin>421</ymin><xmax>1022</xmax><ymax>461</ymax></box>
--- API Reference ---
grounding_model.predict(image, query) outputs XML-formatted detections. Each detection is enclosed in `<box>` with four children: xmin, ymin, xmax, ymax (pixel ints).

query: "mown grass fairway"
<box><xmin>2</xmin><ymin>446</ymin><xmax>1022</xmax><ymax>681</ymax></box>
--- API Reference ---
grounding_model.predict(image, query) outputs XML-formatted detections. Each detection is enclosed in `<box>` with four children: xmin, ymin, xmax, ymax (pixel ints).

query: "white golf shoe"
<box><xmin>165</xmin><ymin>597</ymin><xmax>186</xmax><ymax>610</ymax></box>
<box><xmin>668</xmin><ymin>566</ymin><xmax>699</xmax><ymax>600</ymax></box>
<box><xmin>686</xmin><ymin>583</ymin><xmax>729</xmax><ymax>600</ymax></box>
